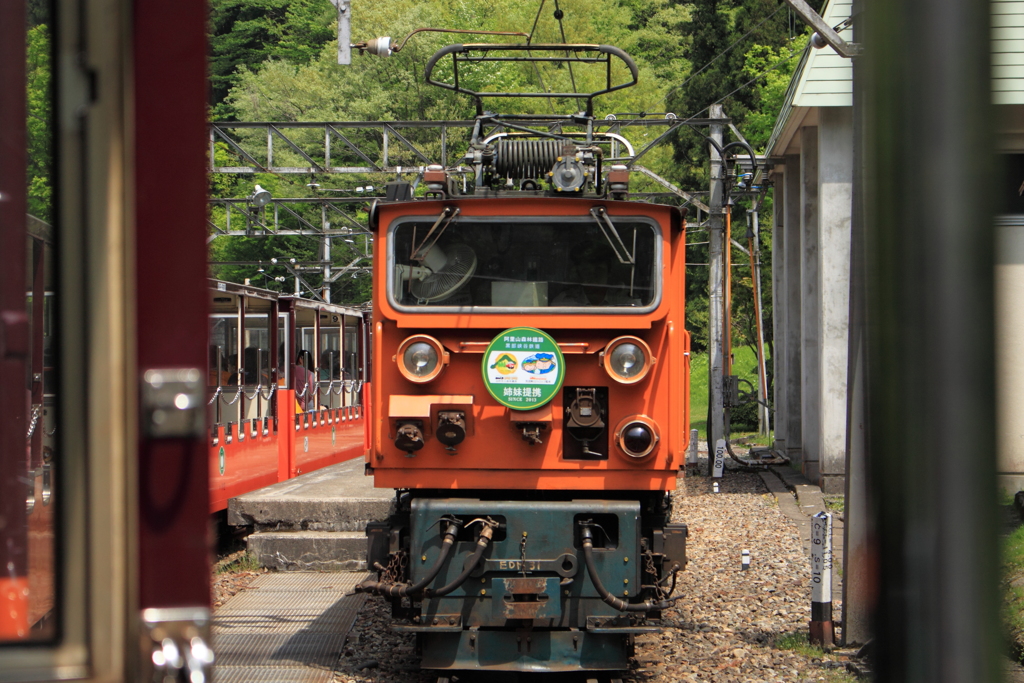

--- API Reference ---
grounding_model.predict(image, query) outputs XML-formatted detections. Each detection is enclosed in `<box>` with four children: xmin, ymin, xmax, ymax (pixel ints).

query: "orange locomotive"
<box><xmin>357</xmin><ymin>41</ymin><xmax>691</xmax><ymax>678</ymax></box>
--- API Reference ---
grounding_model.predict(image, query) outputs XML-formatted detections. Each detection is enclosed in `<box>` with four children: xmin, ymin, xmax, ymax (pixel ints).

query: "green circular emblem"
<box><xmin>482</xmin><ymin>327</ymin><xmax>565</xmax><ymax>410</ymax></box>
<box><xmin>218</xmin><ymin>446</ymin><xmax>226</xmax><ymax>475</ymax></box>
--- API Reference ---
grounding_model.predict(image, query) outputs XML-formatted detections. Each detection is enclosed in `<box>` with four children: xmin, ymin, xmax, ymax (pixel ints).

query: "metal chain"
<box><xmin>520</xmin><ymin>532</ymin><xmax>528</xmax><ymax>577</ymax></box>
<box><xmin>222</xmin><ymin>385</ymin><xmax>243</xmax><ymax>406</ymax></box>
<box><xmin>643</xmin><ymin>547</ymin><xmax>667</xmax><ymax>601</ymax></box>
<box><xmin>207</xmin><ymin>386</ymin><xmax>223</xmax><ymax>406</ymax></box>
<box><xmin>243</xmin><ymin>384</ymin><xmax>262</xmax><ymax>400</ymax></box>
<box><xmin>26</xmin><ymin>404</ymin><xmax>42</xmax><ymax>439</ymax></box>
<box><xmin>260</xmin><ymin>382</ymin><xmax>276</xmax><ymax>401</ymax></box>
<box><xmin>379</xmin><ymin>551</ymin><xmax>408</xmax><ymax>585</ymax></box>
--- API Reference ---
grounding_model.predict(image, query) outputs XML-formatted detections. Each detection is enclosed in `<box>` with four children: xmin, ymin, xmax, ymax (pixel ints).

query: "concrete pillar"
<box><xmin>818</xmin><ymin>108</ymin><xmax>853</xmax><ymax>493</ymax></box>
<box><xmin>784</xmin><ymin>155</ymin><xmax>803</xmax><ymax>463</ymax></box>
<box><xmin>996</xmin><ymin>216</ymin><xmax>1024</xmax><ymax>496</ymax></box>
<box><xmin>800</xmin><ymin>128</ymin><xmax>821</xmax><ymax>482</ymax></box>
<box><xmin>772</xmin><ymin>168</ymin><xmax>787</xmax><ymax>454</ymax></box>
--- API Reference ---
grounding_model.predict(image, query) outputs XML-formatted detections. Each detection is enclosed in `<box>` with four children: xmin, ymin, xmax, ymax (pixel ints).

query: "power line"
<box><xmin>667</xmin><ymin>37</ymin><xmax>808</xmax><ymax>133</ymax></box>
<box><xmin>709</xmin><ymin>42</ymin><xmax>807</xmax><ymax>109</ymax></box>
<box><xmin>657</xmin><ymin>4</ymin><xmax>787</xmax><ymax>110</ymax></box>
<box><xmin>526</xmin><ymin>0</ymin><xmax>557</xmax><ymax>113</ymax></box>
<box><xmin>527</xmin><ymin>0</ymin><xmax>545</xmax><ymax>43</ymax></box>
<box><xmin>553</xmin><ymin>0</ymin><xmax>578</xmax><ymax>94</ymax></box>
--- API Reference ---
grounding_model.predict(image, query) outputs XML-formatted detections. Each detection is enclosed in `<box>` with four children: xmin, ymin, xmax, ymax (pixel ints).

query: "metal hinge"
<box><xmin>142</xmin><ymin>607</ymin><xmax>213</xmax><ymax>682</ymax></box>
<box><xmin>141</xmin><ymin>368</ymin><xmax>205</xmax><ymax>438</ymax></box>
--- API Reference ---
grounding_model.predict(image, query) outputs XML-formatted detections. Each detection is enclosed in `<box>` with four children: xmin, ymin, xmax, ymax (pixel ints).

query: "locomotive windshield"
<box><xmin>388</xmin><ymin>215</ymin><xmax>660</xmax><ymax>311</ymax></box>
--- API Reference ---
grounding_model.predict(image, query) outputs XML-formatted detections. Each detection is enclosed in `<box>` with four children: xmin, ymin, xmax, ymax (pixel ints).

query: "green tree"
<box><xmin>663</xmin><ymin>0</ymin><xmax>816</xmax><ymax>361</ymax></box>
<box><xmin>209</xmin><ymin>0</ymin><xmax>337</xmax><ymax>114</ymax></box>
<box><xmin>27</xmin><ymin>24</ymin><xmax>51</xmax><ymax>222</ymax></box>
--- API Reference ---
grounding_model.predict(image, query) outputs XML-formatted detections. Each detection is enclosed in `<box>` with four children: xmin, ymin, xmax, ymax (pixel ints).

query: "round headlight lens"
<box><xmin>396</xmin><ymin>335</ymin><xmax>447</xmax><ymax>383</ymax></box>
<box><xmin>615</xmin><ymin>415</ymin><xmax>660</xmax><ymax>460</ymax></box>
<box><xmin>403</xmin><ymin>342</ymin><xmax>438</xmax><ymax>378</ymax></box>
<box><xmin>610</xmin><ymin>343</ymin><xmax>645</xmax><ymax>378</ymax></box>
<box><xmin>602</xmin><ymin>336</ymin><xmax>655</xmax><ymax>384</ymax></box>
<box><xmin>622</xmin><ymin>423</ymin><xmax>654</xmax><ymax>456</ymax></box>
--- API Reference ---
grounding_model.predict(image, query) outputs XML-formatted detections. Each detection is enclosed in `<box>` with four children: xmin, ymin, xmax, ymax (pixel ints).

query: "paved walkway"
<box><xmin>213</xmin><ymin>571</ymin><xmax>369</xmax><ymax>683</ymax></box>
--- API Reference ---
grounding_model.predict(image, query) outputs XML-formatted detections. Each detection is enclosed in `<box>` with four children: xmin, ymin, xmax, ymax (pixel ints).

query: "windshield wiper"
<box><xmin>589</xmin><ymin>207</ymin><xmax>635</xmax><ymax>266</ymax></box>
<box><xmin>410</xmin><ymin>206</ymin><xmax>460</xmax><ymax>263</ymax></box>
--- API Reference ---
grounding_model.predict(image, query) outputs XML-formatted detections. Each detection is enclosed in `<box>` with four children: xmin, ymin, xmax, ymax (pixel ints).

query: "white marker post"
<box><xmin>687</xmin><ymin>429</ymin><xmax>699</xmax><ymax>469</ymax></box>
<box><xmin>741</xmin><ymin>549</ymin><xmax>750</xmax><ymax>571</ymax></box>
<box><xmin>712</xmin><ymin>439</ymin><xmax>726</xmax><ymax>478</ymax></box>
<box><xmin>809</xmin><ymin>511</ymin><xmax>834</xmax><ymax>648</ymax></box>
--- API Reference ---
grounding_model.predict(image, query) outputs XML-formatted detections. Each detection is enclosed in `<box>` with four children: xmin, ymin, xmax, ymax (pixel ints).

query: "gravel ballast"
<box><xmin>329</xmin><ymin>465</ymin><xmax>858</xmax><ymax>683</ymax></box>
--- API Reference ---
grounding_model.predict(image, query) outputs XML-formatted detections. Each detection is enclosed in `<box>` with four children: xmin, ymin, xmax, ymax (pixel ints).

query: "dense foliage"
<box><xmin>27</xmin><ymin>24</ymin><xmax>52</xmax><ymax>223</ymax></box>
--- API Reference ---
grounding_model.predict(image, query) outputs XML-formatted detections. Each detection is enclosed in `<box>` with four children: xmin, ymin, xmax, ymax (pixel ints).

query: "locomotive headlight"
<box><xmin>601</xmin><ymin>336</ymin><xmax>655</xmax><ymax>384</ymax></box>
<box><xmin>406</xmin><ymin>344</ymin><xmax>436</xmax><ymax>375</ymax></box>
<box><xmin>396</xmin><ymin>335</ymin><xmax>448</xmax><ymax>383</ymax></box>
<box><xmin>614</xmin><ymin>415</ymin><xmax>660</xmax><ymax>460</ymax></box>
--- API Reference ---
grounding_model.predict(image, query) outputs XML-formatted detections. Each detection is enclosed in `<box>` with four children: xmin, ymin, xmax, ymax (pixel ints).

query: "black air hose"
<box><xmin>355</xmin><ymin>518</ymin><xmax>463</xmax><ymax>597</ymax></box>
<box><xmin>426</xmin><ymin>522</ymin><xmax>496</xmax><ymax>597</ymax></box>
<box><xmin>580</xmin><ymin>526</ymin><xmax>673</xmax><ymax>613</ymax></box>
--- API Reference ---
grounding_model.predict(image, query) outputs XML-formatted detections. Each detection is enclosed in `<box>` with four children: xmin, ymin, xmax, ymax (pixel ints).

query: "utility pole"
<box><xmin>330</xmin><ymin>0</ymin><xmax>352</xmax><ymax>65</ymax></box>
<box><xmin>322</xmin><ymin>235</ymin><xmax>332</xmax><ymax>303</ymax></box>
<box><xmin>322</xmin><ymin>200</ymin><xmax>332</xmax><ymax>303</ymax></box>
<box><xmin>841</xmin><ymin>0</ymin><xmax>869</xmax><ymax>647</ymax></box>
<box><xmin>750</xmin><ymin>204</ymin><xmax>771</xmax><ymax>436</ymax></box>
<box><xmin>707</xmin><ymin>104</ymin><xmax>726</xmax><ymax>465</ymax></box>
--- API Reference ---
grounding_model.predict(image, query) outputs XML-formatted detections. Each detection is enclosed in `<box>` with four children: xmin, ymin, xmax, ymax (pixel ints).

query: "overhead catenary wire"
<box><xmin>655</xmin><ymin>4</ymin><xmax>787</xmax><ymax>111</ymax></box>
<box><xmin>708</xmin><ymin>42</ymin><xmax>808</xmax><ymax>110</ymax></box>
<box><xmin>552</xmin><ymin>0</ymin><xmax>578</xmax><ymax>94</ymax></box>
<box><xmin>525</xmin><ymin>0</ymin><xmax>557</xmax><ymax>114</ymax></box>
<box><xmin>628</xmin><ymin>38</ymin><xmax>808</xmax><ymax>167</ymax></box>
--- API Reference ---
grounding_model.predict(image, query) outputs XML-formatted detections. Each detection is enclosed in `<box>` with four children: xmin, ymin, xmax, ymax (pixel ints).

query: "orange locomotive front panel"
<box><xmin>368</xmin><ymin>197</ymin><xmax>690</xmax><ymax>491</ymax></box>
<box><xmin>356</xmin><ymin>42</ymin><xmax>691</xmax><ymax>676</ymax></box>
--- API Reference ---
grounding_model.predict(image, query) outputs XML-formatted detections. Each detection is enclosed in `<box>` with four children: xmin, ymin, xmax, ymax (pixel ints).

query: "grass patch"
<box><xmin>775</xmin><ymin>631</ymin><xmax>827</xmax><ymax>658</ymax></box>
<box><xmin>216</xmin><ymin>551</ymin><xmax>262</xmax><ymax>574</ymax></box>
<box><xmin>824</xmin><ymin>495</ymin><xmax>845</xmax><ymax>514</ymax></box>
<box><xmin>1004</xmin><ymin>524</ymin><xmax>1024</xmax><ymax>661</ymax></box>
<box><xmin>690</xmin><ymin>352</ymin><xmax>708</xmax><ymax>440</ymax></box>
<box><xmin>774</xmin><ymin>632</ymin><xmax>858</xmax><ymax>681</ymax></box>
<box><xmin>689</xmin><ymin>346</ymin><xmax>772</xmax><ymax>444</ymax></box>
<box><xmin>731</xmin><ymin>431</ymin><xmax>774</xmax><ymax>447</ymax></box>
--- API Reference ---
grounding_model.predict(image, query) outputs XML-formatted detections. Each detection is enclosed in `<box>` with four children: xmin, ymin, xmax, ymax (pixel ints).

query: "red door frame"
<box><xmin>133</xmin><ymin>0</ymin><xmax>210</xmax><ymax>610</ymax></box>
<box><xmin>0</xmin><ymin>0</ymin><xmax>30</xmax><ymax>640</ymax></box>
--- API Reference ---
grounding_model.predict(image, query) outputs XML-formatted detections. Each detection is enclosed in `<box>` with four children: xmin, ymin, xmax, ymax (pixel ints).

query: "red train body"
<box><xmin>206</xmin><ymin>280</ymin><xmax>370</xmax><ymax>513</ymax></box>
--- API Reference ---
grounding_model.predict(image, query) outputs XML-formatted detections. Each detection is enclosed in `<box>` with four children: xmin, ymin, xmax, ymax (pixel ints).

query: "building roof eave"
<box><xmin>765</xmin><ymin>45</ymin><xmax>811</xmax><ymax>157</ymax></box>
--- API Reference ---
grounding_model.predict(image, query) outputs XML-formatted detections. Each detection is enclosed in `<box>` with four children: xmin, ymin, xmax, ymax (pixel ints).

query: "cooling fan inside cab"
<box><xmin>396</xmin><ymin>243</ymin><xmax>477</xmax><ymax>303</ymax></box>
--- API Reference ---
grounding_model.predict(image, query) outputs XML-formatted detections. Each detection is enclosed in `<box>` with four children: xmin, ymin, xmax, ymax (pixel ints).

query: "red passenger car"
<box><xmin>206</xmin><ymin>280</ymin><xmax>370</xmax><ymax>513</ymax></box>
